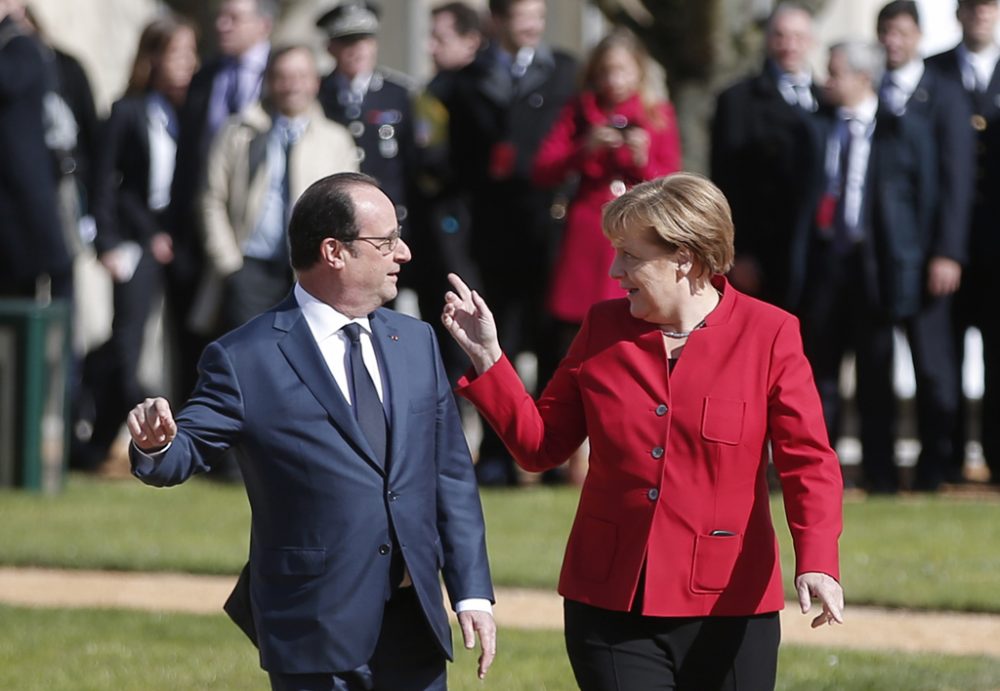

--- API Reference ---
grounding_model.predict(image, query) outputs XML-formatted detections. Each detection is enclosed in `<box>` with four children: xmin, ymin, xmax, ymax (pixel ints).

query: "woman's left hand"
<box><xmin>795</xmin><ymin>572</ymin><xmax>844</xmax><ymax>628</ymax></box>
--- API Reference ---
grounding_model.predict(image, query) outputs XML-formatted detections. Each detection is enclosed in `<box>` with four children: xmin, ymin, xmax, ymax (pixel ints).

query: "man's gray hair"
<box><xmin>253</xmin><ymin>0</ymin><xmax>280</xmax><ymax>21</ymax></box>
<box><xmin>766</xmin><ymin>2</ymin><xmax>814</xmax><ymax>35</ymax></box>
<box><xmin>830</xmin><ymin>40</ymin><xmax>886</xmax><ymax>86</ymax></box>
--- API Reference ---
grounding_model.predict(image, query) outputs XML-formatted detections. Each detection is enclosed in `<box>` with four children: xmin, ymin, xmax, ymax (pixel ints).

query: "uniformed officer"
<box><xmin>927</xmin><ymin>0</ymin><xmax>1000</xmax><ymax>486</ymax></box>
<box><xmin>316</xmin><ymin>1</ymin><xmax>417</xmax><ymax>240</ymax></box>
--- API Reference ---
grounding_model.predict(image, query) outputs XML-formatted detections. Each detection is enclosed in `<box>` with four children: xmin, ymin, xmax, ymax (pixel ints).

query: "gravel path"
<box><xmin>2</xmin><ymin>567</ymin><xmax>999</xmax><ymax>657</ymax></box>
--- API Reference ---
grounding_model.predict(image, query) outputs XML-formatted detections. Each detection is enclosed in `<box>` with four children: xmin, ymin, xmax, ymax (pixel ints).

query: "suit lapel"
<box><xmin>369</xmin><ymin>311</ymin><xmax>406</xmax><ymax>475</ymax></box>
<box><xmin>273</xmin><ymin>300</ymin><xmax>386</xmax><ymax>475</ymax></box>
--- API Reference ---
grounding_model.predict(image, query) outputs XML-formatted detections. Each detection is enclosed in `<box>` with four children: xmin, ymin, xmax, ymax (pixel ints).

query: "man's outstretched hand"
<box><xmin>126</xmin><ymin>397</ymin><xmax>177</xmax><ymax>453</ymax></box>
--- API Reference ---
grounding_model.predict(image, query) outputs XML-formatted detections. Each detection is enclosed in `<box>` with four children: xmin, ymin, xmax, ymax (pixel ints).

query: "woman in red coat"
<box><xmin>534</xmin><ymin>30</ymin><xmax>682</xmax><ymax>339</ymax></box>
<box><xmin>443</xmin><ymin>174</ymin><xmax>844</xmax><ymax>690</ymax></box>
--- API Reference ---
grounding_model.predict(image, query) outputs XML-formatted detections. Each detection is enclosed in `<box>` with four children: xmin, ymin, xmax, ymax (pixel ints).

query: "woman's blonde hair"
<box><xmin>582</xmin><ymin>29</ymin><xmax>665</xmax><ymax>129</ymax></box>
<box><xmin>602</xmin><ymin>173</ymin><xmax>735</xmax><ymax>276</ymax></box>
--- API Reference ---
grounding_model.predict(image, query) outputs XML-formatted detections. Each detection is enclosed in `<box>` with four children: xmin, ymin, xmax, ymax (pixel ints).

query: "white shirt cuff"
<box><xmin>131</xmin><ymin>441</ymin><xmax>171</xmax><ymax>475</ymax></box>
<box><xmin>455</xmin><ymin>598</ymin><xmax>493</xmax><ymax>615</ymax></box>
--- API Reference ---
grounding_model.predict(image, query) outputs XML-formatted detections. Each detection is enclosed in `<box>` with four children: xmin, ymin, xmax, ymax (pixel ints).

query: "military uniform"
<box><xmin>318</xmin><ymin>68</ymin><xmax>417</xmax><ymax>234</ymax></box>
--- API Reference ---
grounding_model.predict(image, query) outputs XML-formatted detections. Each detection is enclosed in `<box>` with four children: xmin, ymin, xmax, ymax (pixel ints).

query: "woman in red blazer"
<box><xmin>443</xmin><ymin>173</ymin><xmax>844</xmax><ymax>690</ymax></box>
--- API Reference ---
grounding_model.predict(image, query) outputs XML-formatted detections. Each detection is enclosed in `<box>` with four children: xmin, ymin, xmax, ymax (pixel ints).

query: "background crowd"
<box><xmin>1</xmin><ymin>0</ymin><xmax>996</xmax><ymax>495</ymax></box>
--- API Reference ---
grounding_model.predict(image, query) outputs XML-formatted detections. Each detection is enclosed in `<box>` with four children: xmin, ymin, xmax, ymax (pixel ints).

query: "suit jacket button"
<box><xmin>647</xmin><ymin>488</ymin><xmax>659</xmax><ymax>501</ymax></box>
<box><xmin>651</xmin><ymin>447</ymin><xmax>664</xmax><ymax>459</ymax></box>
<box><xmin>378</xmin><ymin>544</ymin><xmax>391</xmax><ymax>555</ymax></box>
<box><xmin>387</xmin><ymin>491</ymin><xmax>398</xmax><ymax>502</ymax></box>
<box><xmin>655</xmin><ymin>404</ymin><xmax>668</xmax><ymax>416</ymax></box>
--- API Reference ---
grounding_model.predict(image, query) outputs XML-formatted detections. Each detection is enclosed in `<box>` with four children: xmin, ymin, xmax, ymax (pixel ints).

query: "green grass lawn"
<box><xmin>2</xmin><ymin>474</ymin><xmax>1000</xmax><ymax>612</ymax></box>
<box><xmin>0</xmin><ymin>605</ymin><xmax>998</xmax><ymax>691</ymax></box>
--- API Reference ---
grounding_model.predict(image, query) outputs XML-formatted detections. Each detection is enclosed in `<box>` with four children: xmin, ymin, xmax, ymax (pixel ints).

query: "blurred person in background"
<box><xmin>21</xmin><ymin>5</ymin><xmax>99</xmax><ymax>263</ymax></box>
<box><xmin>443</xmin><ymin>173</ymin><xmax>844</xmax><ymax>691</ymax></box>
<box><xmin>532</xmin><ymin>29</ymin><xmax>682</xmax><ymax>485</ymax></box>
<box><xmin>711</xmin><ymin>2</ymin><xmax>826</xmax><ymax>308</ymax></box>
<box><xmin>534</xmin><ymin>29</ymin><xmax>682</xmax><ymax>380</ymax></box>
<box><xmin>876</xmin><ymin>0</ymin><xmax>974</xmax><ymax>492</ymax></box>
<box><xmin>196</xmin><ymin>45</ymin><xmax>358</xmax><ymax>336</ymax></box>
<box><xmin>170</xmin><ymin>0</ymin><xmax>276</xmax><ymax>400</ymax></box>
<box><xmin>0</xmin><ymin>0</ymin><xmax>72</xmax><ymax>300</ymax></box>
<box><xmin>927</xmin><ymin>0</ymin><xmax>1000</xmax><ymax>487</ymax></box>
<box><xmin>317</xmin><ymin>1</ymin><xmax>417</xmax><ymax>266</ymax></box>
<box><xmin>413</xmin><ymin>0</ymin><xmax>484</xmax><ymax>382</ymax></box>
<box><xmin>74</xmin><ymin>14</ymin><xmax>198</xmax><ymax>471</ymax></box>
<box><xmin>792</xmin><ymin>40</ymin><xmax>936</xmax><ymax>495</ymax></box>
<box><xmin>447</xmin><ymin>0</ymin><xmax>577</xmax><ymax>486</ymax></box>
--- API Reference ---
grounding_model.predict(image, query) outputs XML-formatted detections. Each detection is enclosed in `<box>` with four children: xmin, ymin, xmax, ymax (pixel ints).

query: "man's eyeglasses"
<box><xmin>353</xmin><ymin>227</ymin><xmax>402</xmax><ymax>255</ymax></box>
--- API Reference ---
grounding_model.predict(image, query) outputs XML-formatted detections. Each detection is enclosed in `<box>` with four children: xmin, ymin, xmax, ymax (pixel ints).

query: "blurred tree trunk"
<box><xmin>593</xmin><ymin>0</ymin><xmax>829</xmax><ymax>172</ymax></box>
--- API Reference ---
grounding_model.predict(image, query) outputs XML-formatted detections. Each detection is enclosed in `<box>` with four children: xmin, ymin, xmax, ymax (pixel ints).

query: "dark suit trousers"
<box><xmin>84</xmin><ymin>250</ymin><xmax>161</xmax><ymax>455</ymax></box>
<box><xmin>268</xmin><ymin>588</ymin><xmax>447</xmax><ymax>691</ymax></box>
<box><xmin>905</xmin><ymin>293</ymin><xmax>960</xmax><ymax>490</ymax></box>
<box><xmin>952</xmin><ymin>261</ymin><xmax>1000</xmax><ymax>482</ymax></box>
<box><xmin>800</xmin><ymin>246</ymin><xmax>898</xmax><ymax>491</ymax></box>
<box><xmin>564</xmin><ymin>599</ymin><xmax>780</xmax><ymax>691</ymax></box>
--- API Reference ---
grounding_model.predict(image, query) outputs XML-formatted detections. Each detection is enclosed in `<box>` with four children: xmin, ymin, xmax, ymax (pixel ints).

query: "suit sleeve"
<box><xmin>709</xmin><ymin>86</ymin><xmax>750</xmax><ymax>255</ymax></box>
<box><xmin>766</xmin><ymin>315</ymin><xmax>843</xmax><ymax>581</ymax></box>
<box><xmin>457</xmin><ymin>312</ymin><xmax>590</xmax><ymax>472</ymax></box>
<box><xmin>199</xmin><ymin>120</ymin><xmax>245</xmax><ymax>276</ymax></box>
<box><xmin>130</xmin><ymin>341</ymin><xmax>245</xmax><ymax>487</ymax></box>
<box><xmin>431</xmin><ymin>325</ymin><xmax>494</xmax><ymax>606</ymax></box>
<box><xmin>931</xmin><ymin>77</ymin><xmax>974</xmax><ymax>263</ymax></box>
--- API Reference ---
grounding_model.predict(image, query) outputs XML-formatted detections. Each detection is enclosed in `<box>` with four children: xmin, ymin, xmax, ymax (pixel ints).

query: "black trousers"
<box><xmin>952</xmin><ymin>260</ymin><xmax>1000</xmax><ymax>482</ymax></box>
<box><xmin>268</xmin><ymin>588</ymin><xmax>447</xmax><ymax>691</ymax></box>
<box><xmin>564</xmin><ymin>600</ymin><xmax>780</xmax><ymax>691</ymax></box>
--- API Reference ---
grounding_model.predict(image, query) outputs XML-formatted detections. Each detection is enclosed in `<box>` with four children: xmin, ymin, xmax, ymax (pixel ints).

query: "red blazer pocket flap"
<box><xmin>700</xmin><ymin>397</ymin><xmax>746</xmax><ymax>445</ymax></box>
<box><xmin>690</xmin><ymin>532</ymin><xmax>743</xmax><ymax>593</ymax></box>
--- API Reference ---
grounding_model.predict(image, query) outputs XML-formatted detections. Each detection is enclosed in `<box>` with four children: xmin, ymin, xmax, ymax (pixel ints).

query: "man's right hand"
<box><xmin>126</xmin><ymin>397</ymin><xmax>177</xmax><ymax>453</ymax></box>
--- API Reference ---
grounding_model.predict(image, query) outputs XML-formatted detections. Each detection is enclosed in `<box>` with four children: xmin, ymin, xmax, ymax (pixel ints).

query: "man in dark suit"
<box><xmin>926</xmin><ymin>0</ymin><xmax>1000</xmax><ymax>485</ymax></box>
<box><xmin>127</xmin><ymin>172</ymin><xmax>496</xmax><ymax>691</ymax></box>
<box><xmin>0</xmin><ymin>0</ymin><xmax>72</xmax><ymax>299</ymax></box>
<box><xmin>169</xmin><ymin>0</ymin><xmax>275</xmax><ymax>399</ymax></box>
<box><xmin>414</xmin><ymin>1</ymin><xmax>484</xmax><ymax>383</ymax></box>
<box><xmin>447</xmin><ymin>0</ymin><xmax>577</xmax><ymax>485</ymax></box>
<box><xmin>711</xmin><ymin>2</ymin><xmax>826</xmax><ymax>308</ymax></box>
<box><xmin>795</xmin><ymin>41</ymin><xmax>937</xmax><ymax>494</ymax></box>
<box><xmin>877</xmin><ymin>0</ymin><xmax>975</xmax><ymax>491</ymax></box>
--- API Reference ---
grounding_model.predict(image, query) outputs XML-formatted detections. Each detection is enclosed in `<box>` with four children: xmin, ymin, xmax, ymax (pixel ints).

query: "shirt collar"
<box><xmin>887</xmin><ymin>58</ymin><xmax>924</xmax><ymax>94</ymax></box>
<box><xmin>295</xmin><ymin>283</ymin><xmax>371</xmax><ymax>342</ymax></box>
<box><xmin>838</xmin><ymin>94</ymin><xmax>878</xmax><ymax>125</ymax></box>
<box><xmin>335</xmin><ymin>71</ymin><xmax>374</xmax><ymax>96</ymax></box>
<box><xmin>239</xmin><ymin>40</ymin><xmax>271</xmax><ymax>71</ymax></box>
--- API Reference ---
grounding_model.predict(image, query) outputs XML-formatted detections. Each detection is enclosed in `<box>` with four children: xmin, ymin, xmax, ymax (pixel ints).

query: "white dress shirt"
<box><xmin>882</xmin><ymin>59</ymin><xmax>924</xmax><ymax>115</ymax></box>
<box><xmin>777</xmin><ymin>70</ymin><xmax>817</xmax><ymax>111</ymax></box>
<box><xmin>146</xmin><ymin>93</ymin><xmax>178</xmax><ymax>212</ymax></box>
<box><xmin>958</xmin><ymin>42</ymin><xmax>1000</xmax><ymax>93</ymax></box>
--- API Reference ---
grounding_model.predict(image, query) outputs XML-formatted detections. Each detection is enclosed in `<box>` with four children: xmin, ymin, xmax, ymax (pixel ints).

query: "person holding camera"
<box><xmin>533</xmin><ymin>29</ymin><xmax>681</xmax><ymax>363</ymax></box>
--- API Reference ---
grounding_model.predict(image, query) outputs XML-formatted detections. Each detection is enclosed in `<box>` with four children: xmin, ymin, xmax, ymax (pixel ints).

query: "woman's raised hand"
<box><xmin>441</xmin><ymin>273</ymin><xmax>502</xmax><ymax>375</ymax></box>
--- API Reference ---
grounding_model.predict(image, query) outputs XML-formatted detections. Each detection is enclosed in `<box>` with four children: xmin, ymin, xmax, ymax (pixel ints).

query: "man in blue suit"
<box><xmin>127</xmin><ymin>172</ymin><xmax>496</xmax><ymax>691</ymax></box>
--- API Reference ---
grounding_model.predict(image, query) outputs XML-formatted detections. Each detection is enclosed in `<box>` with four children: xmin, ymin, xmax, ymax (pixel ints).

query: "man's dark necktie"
<box><xmin>342</xmin><ymin>323</ymin><xmax>387</xmax><ymax>466</ymax></box>
<box><xmin>225</xmin><ymin>62</ymin><xmax>242</xmax><ymax>114</ymax></box>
